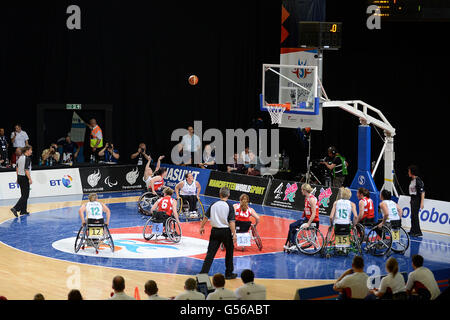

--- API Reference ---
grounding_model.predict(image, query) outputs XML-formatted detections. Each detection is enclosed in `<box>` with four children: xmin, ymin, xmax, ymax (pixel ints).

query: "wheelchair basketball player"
<box><xmin>233</xmin><ymin>193</ymin><xmax>260</xmax><ymax>233</ymax></box>
<box><xmin>175</xmin><ymin>173</ymin><xmax>201</xmax><ymax>217</ymax></box>
<box><xmin>150</xmin><ymin>187</ymin><xmax>181</xmax><ymax>226</ymax></box>
<box><xmin>78</xmin><ymin>193</ymin><xmax>111</xmax><ymax>227</ymax></box>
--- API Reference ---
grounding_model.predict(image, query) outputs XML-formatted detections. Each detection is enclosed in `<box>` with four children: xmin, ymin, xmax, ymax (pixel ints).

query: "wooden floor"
<box><xmin>0</xmin><ymin>197</ymin><xmax>333</xmax><ymax>300</ymax></box>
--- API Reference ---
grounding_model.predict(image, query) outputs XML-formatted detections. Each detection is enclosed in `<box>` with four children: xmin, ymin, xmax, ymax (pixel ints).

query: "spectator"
<box><xmin>11</xmin><ymin>147</ymin><xmax>22</xmax><ymax>166</ymax></box>
<box><xmin>199</xmin><ymin>144</ymin><xmax>216</xmax><ymax>170</ymax></box>
<box><xmin>34</xmin><ymin>293</ymin><xmax>45</xmax><ymax>300</ymax></box>
<box><xmin>10</xmin><ymin>124</ymin><xmax>29</xmax><ymax>148</ymax></box>
<box><xmin>227</xmin><ymin>153</ymin><xmax>245</xmax><ymax>174</ymax></box>
<box><xmin>68</xmin><ymin>289</ymin><xmax>83</xmax><ymax>300</ymax></box>
<box><xmin>88</xmin><ymin>118</ymin><xmax>103</xmax><ymax>162</ymax></box>
<box><xmin>178</xmin><ymin>125</ymin><xmax>201</xmax><ymax>165</ymax></box>
<box><xmin>406</xmin><ymin>254</ymin><xmax>441</xmax><ymax>300</ymax></box>
<box><xmin>206</xmin><ymin>273</ymin><xmax>236</xmax><ymax>300</ymax></box>
<box><xmin>144</xmin><ymin>280</ymin><xmax>169</xmax><ymax>300</ymax></box>
<box><xmin>131</xmin><ymin>142</ymin><xmax>151</xmax><ymax>166</ymax></box>
<box><xmin>333</xmin><ymin>256</ymin><xmax>369</xmax><ymax>300</ymax></box>
<box><xmin>240</xmin><ymin>147</ymin><xmax>253</xmax><ymax>169</ymax></box>
<box><xmin>41</xmin><ymin>143</ymin><xmax>60</xmax><ymax>166</ymax></box>
<box><xmin>174</xmin><ymin>278</ymin><xmax>205</xmax><ymax>300</ymax></box>
<box><xmin>108</xmin><ymin>275</ymin><xmax>135</xmax><ymax>300</ymax></box>
<box><xmin>369</xmin><ymin>257</ymin><xmax>406</xmax><ymax>300</ymax></box>
<box><xmin>98</xmin><ymin>142</ymin><xmax>119</xmax><ymax>163</ymax></box>
<box><xmin>234</xmin><ymin>269</ymin><xmax>266</xmax><ymax>300</ymax></box>
<box><xmin>0</xmin><ymin>128</ymin><xmax>9</xmax><ymax>166</ymax></box>
<box><xmin>247</xmin><ymin>152</ymin><xmax>263</xmax><ymax>176</ymax></box>
<box><xmin>61</xmin><ymin>135</ymin><xmax>80</xmax><ymax>163</ymax></box>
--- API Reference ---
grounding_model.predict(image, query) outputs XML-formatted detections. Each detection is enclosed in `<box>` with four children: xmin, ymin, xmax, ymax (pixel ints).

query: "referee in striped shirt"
<box><xmin>10</xmin><ymin>145</ymin><xmax>33</xmax><ymax>217</ymax></box>
<box><xmin>199</xmin><ymin>187</ymin><xmax>237</xmax><ymax>279</ymax></box>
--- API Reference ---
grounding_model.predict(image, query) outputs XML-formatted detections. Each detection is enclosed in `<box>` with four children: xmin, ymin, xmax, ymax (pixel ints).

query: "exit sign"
<box><xmin>66</xmin><ymin>104</ymin><xmax>81</xmax><ymax>110</ymax></box>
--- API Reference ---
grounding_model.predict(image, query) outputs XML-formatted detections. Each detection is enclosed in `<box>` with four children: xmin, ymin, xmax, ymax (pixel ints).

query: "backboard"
<box><xmin>260</xmin><ymin>64</ymin><xmax>320</xmax><ymax>117</ymax></box>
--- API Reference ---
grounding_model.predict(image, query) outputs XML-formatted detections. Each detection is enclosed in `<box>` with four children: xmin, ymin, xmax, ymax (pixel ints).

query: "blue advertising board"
<box><xmin>160</xmin><ymin>164</ymin><xmax>211</xmax><ymax>194</ymax></box>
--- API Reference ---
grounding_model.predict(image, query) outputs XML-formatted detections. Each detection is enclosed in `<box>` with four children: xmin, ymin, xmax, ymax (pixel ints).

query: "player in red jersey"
<box><xmin>147</xmin><ymin>167</ymin><xmax>167</xmax><ymax>197</ymax></box>
<box><xmin>233</xmin><ymin>194</ymin><xmax>260</xmax><ymax>233</ymax></box>
<box><xmin>284</xmin><ymin>183</ymin><xmax>320</xmax><ymax>250</ymax></box>
<box><xmin>150</xmin><ymin>187</ymin><xmax>180</xmax><ymax>224</ymax></box>
<box><xmin>357</xmin><ymin>187</ymin><xmax>375</xmax><ymax>225</ymax></box>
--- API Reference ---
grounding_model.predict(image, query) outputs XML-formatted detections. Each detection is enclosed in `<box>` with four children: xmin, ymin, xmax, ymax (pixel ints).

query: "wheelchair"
<box><xmin>142</xmin><ymin>211</ymin><xmax>182</xmax><ymax>243</ymax></box>
<box><xmin>284</xmin><ymin>223</ymin><xmax>324</xmax><ymax>255</ymax></box>
<box><xmin>176</xmin><ymin>196</ymin><xmax>205</xmax><ymax>221</ymax></box>
<box><xmin>320</xmin><ymin>223</ymin><xmax>362</xmax><ymax>258</ymax></box>
<box><xmin>137</xmin><ymin>190</ymin><xmax>163</xmax><ymax>216</ymax></box>
<box><xmin>74</xmin><ymin>219</ymin><xmax>114</xmax><ymax>254</ymax></box>
<box><xmin>358</xmin><ymin>219</ymin><xmax>410</xmax><ymax>256</ymax></box>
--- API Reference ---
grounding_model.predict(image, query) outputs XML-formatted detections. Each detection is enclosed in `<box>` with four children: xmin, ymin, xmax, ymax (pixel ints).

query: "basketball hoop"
<box><xmin>266</xmin><ymin>103</ymin><xmax>291</xmax><ymax>125</ymax></box>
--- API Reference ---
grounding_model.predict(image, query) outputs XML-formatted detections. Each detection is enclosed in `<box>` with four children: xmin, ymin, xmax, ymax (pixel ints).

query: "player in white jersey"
<box><xmin>329</xmin><ymin>188</ymin><xmax>358</xmax><ymax>234</ymax></box>
<box><xmin>378</xmin><ymin>189</ymin><xmax>402</xmax><ymax>229</ymax></box>
<box><xmin>175</xmin><ymin>173</ymin><xmax>201</xmax><ymax>215</ymax></box>
<box><xmin>78</xmin><ymin>193</ymin><xmax>111</xmax><ymax>226</ymax></box>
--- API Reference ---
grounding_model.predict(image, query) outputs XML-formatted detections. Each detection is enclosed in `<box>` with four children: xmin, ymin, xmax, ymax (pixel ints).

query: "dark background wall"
<box><xmin>0</xmin><ymin>1</ymin><xmax>446</xmax><ymax>200</ymax></box>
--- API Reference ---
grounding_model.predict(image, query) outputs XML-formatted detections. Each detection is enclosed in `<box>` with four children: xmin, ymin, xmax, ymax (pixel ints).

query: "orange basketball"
<box><xmin>188</xmin><ymin>75</ymin><xmax>198</xmax><ymax>85</ymax></box>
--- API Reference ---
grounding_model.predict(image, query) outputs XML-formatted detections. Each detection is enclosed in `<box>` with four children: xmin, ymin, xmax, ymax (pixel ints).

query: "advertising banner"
<box><xmin>264</xmin><ymin>179</ymin><xmax>339</xmax><ymax>216</ymax></box>
<box><xmin>205</xmin><ymin>171</ymin><xmax>269</xmax><ymax>205</ymax></box>
<box><xmin>399</xmin><ymin>195</ymin><xmax>450</xmax><ymax>235</ymax></box>
<box><xmin>0</xmin><ymin>168</ymin><xmax>83</xmax><ymax>200</ymax></box>
<box><xmin>160</xmin><ymin>164</ymin><xmax>211</xmax><ymax>193</ymax></box>
<box><xmin>79</xmin><ymin>165</ymin><xmax>146</xmax><ymax>193</ymax></box>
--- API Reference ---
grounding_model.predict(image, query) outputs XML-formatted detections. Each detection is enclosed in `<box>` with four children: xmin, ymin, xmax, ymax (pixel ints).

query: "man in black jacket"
<box><xmin>408</xmin><ymin>165</ymin><xmax>425</xmax><ymax>237</ymax></box>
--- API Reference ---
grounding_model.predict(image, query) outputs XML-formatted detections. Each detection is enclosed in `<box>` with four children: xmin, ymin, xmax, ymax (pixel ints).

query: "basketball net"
<box><xmin>266</xmin><ymin>103</ymin><xmax>291</xmax><ymax>125</ymax></box>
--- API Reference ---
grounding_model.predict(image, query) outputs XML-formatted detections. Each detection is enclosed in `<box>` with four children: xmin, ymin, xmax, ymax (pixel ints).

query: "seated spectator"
<box><xmin>11</xmin><ymin>147</ymin><xmax>22</xmax><ymax>166</ymax></box>
<box><xmin>406</xmin><ymin>254</ymin><xmax>441</xmax><ymax>300</ymax></box>
<box><xmin>131</xmin><ymin>142</ymin><xmax>151</xmax><ymax>166</ymax></box>
<box><xmin>199</xmin><ymin>144</ymin><xmax>217</xmax><ymax>170</ymax></box>
<box><xmin>247</xmin><ymin>153</ymin><xmax>263</xmax><ymax>176</ymax></box>
<box><xmin>68</xmin><ymin>289</ymin><xmax>83</xmax><ymax>300</ymax></box>
<box><xmin>206</xmin><ymin>273</ymin><xmax>237</xmax><ymax>300</ymax></box>
<box><xmin>108</xmin><ymin>275</ymin><xmax>135</xmax><ymax>300</ymax></box>
<box><xmin>227</xmin><ymin>153</ymin><xmax>245</xmax><ymax>174</ymax></box>
<box><xmin>333</xmin><ymin>256</ymin><xmax>369</xmax><ymax>299</ymax></box>
<box><xmin>41</xmin><ymin>143</ymin><xmax>60</xmax><ymax>166</ymax></box>
<box><xmin>98</xmin><ymin>142</ymin><xmax>120</xmax><ymax>163</ymax></box>
<box><xmin>369</xmin><ymin>257</ymin><xmax>406</xmax><ymax>300</ymax></box>
<box><xmin>61</xmin><ymin>135</ymin><xmax>80</xmax><ymax>163</ymax></box>
<box><xmin>34</xmin><ymin>293</ymin><xmax>45</xmax><ymax>300</ymax></box>
<box><xmin>144</xmin><ymin>280</ymin><xmax>169</xmax><ymax>300</ymax></box>
<box><xmin>234</xmin><ymin>269</ymin><xmax>266</xmax><ymax>300</ymax></box>
<box><xmin>174</xmin><ymin>278</ymin><xmax>205</xmax><ymax>300</ymax></box>
<box><xmin>240</xmin><ymin>147</ymin><xmax>253</xmax><ymax>168</ymax></box>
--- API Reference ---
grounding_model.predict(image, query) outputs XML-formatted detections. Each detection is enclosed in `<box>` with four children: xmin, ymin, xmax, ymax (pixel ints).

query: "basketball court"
<box><xmin>0</xmin><ymin>191</ymin><xmax>449</xmax><ymax>300</ymax></box>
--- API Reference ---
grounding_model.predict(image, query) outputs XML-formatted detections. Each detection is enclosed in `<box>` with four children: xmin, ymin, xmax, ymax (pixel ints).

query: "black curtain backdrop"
<box><xmin>0</xmin><ymin>1</ymin><xmax>446</xmax><ymax>200</ymax></box>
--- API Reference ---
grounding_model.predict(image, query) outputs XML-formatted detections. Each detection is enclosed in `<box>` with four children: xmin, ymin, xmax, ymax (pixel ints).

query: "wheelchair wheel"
<box><xmin>165</xmin><ymin>217</ymin><xmax>182</xmax><ymax>243</ymax></box>
<box><xmin>177</xmin><ymin>197</ymin><xmax>189</xmax><ymax>216</ymax></box>
<box><xmin>295</xmin><ymin>226</ymin><xmax>324</xmax><ymax>255</ymax></box>
<box><xmin>138</xmin><ymin>192</ymin><xmax>159</xmax><ymax>215</ymax></box>
<box><xmin>390</xmin><ymin>227</ymin><xmax>410</xmax><ymax>254</ymax></box>
<box><xmin>350</xmin><ymin>226</ymin><xmax>362</xmax><ymax>255</ymax></box>
<box><xmin>196</xmin><ymin>198</ymin><xmax>205</xmax><ymax>220</ymax></box>
<box><xmin>365</xmin><ymin>225</ymin><xmax>392</xmax><ymax>256</ymax></box>
<box><xmin>355</xmin><ymin>223</ymin><xmax>365</xmax><ymax>245</ymax></box>
<box><xmin>250</xmin><ymin>224</ymin><xmax>263</xmax><ymax>251</ymax></box>
<box><xmin>74</xmin><ymin>225</ymin><xmax>87</xmax><ymax>253</ymax></box>
<box><xmin>143</xmin><ymin>218</ymin><xmax>155</xmax><ymax>241</ymax></box>
<box><xmin>320</xmin><ymin>226</ymin><xmax>335</xmax><ymax>258</ymax></box>
<box><xmin>103</xmin><ymin>225</ymin><xmax>115</xmax><ymax>253</ymax></box>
